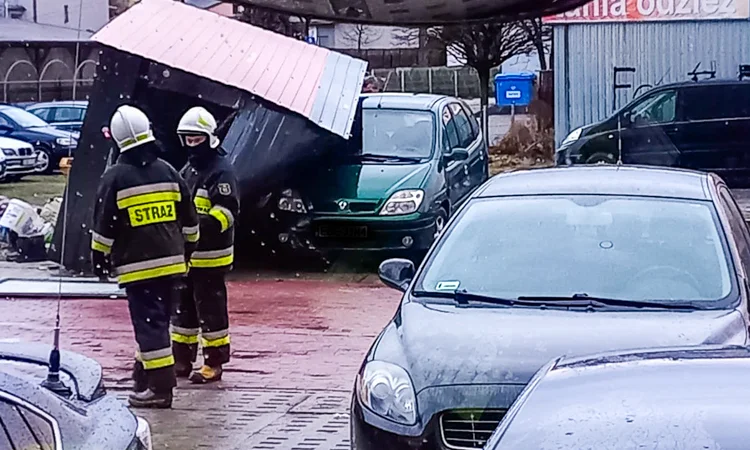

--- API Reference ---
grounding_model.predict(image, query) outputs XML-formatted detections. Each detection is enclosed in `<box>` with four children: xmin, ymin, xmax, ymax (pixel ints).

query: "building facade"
<box><xmin>548</xmin><ymin>0</ymin><xmax>750</xmax><ymax>145</ymax></box>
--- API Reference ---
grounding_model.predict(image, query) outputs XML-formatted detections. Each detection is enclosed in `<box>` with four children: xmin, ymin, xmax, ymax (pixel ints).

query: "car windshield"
<box><xmin>361</xmin><ymin>109</ymin><xmax>434</xmax><ymax>159</ymax></box>
<box><xmin>417</xmin><ymin>195</ymin><xmax>734</xmax><ymax>304</ymax></box>
<box><xmin>2</xmin><ymin>107</ymin><xmax>48</xmax><ymax>128</ymax></box>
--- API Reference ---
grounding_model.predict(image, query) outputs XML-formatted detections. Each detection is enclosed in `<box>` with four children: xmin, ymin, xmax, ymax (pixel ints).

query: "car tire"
<box><xmin>585</xmin><ymin>152</ymin><xmax>616</xmax><ymax>165</ymax></box>
<box><xmin>4</xmin><ymin>175</ymin><xmax>20</xmax><ymax>182</ymax></box>
<box><xmin>434</xmin><ymin>206</ymin><xmax>448</xmax><ymax>239</ymax></box>
<box><xmin>35</xmin><ymin>147</ymin><xmax>53</xmax><ymax>174</ymax></box>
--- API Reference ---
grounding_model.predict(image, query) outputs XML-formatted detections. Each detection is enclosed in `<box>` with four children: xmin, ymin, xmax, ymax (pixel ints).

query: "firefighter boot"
<box><xmin>189</xmin><ymin>365</ymin><xmax>223</xmax><ymax>384</ymax></box>
<box><xmin>128</xmin><ymin>389</ymin><xmax>173</xmax><ymax>409</ymax></box>
<box><xmin>132</xmin><ymin>361</ymin><xmax>148</xmax><ymax>393</ymax></box>
<box><xmin>174</xmin><ymin>361</ymin><xmax>193</xmax><ymax>378</ymax></box>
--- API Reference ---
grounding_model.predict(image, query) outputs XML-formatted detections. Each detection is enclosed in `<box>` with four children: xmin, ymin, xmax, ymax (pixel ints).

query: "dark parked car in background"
<box><xmin>485</xmin><ymin>346</ymin><xmax>750</xmax><ymax>449</ymax></box>
<box><xmin>26</xmin><ymin>100</ymin><xmax>88</xmax><ymax>134</ymax></box>
<box><xmin>556</xmin><ymin>79</ymin><xmax>750</xmax><ymax>187</ymax></box>
<box><xmin>0</xmin><ymin>104</ymin><xmax>78</xmax><ymax>174</ymax></box>
<box><xmin>0</xmin><ymin>342</ymin><xmax>151</xmax><ymax>449</ymax></box>
<box><xmin>351</xmin><ymin>165</ymin><xmax>750</xmax><ymax>450</ymax></box>
<box><xmin>276</xmin><ymin>93</ymin><xmax>488</xmax><ymax>259</ymax></box>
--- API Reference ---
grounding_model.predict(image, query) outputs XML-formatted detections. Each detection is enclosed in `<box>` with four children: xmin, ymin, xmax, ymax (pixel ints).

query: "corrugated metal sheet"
<box><xmin>553</xmin><ymin>20</ymin><xmax>750</xmax><ymax>145</ymax></box>
<box><xmin>0</xmin><ymin>18</ymin><xmax>92</xmax><ymax>42</ymax></box>
<box><xmin>91</xmin><ymin>0</ymin><xmax>367</xmax><ymax>138</ymax></box>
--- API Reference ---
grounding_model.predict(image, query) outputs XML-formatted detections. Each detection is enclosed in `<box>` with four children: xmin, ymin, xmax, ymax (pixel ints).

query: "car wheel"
<box><xmin>4</xmin><ymin>175</ymin><xmax>20</xmax><ymax>182</ymax></box>
<box><xmin>35</xmin><ymin>147</ymin><xmax>52</xmax><ymax>174</ymax></box>
<box><xmin>585</xmin><ymin>152</ymin><xmax>616</xmax><ymax>165</ymax></box>
<box><xmin>434</xmin><ymin>207</ymin><xmax>448</xmax><ymax>239</ymax></box>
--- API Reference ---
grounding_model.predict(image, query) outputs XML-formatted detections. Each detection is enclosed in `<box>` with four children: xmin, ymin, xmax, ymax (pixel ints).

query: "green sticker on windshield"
<box><xmin>436</xmin><ymin>281</ymin><xmax>460</xmax><ymax>291</ymax></box>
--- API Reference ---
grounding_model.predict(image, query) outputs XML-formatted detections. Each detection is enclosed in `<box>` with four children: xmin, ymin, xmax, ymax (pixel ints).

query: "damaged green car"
<box><xmin>275</xmin><ymin>93</ymin><xmax>489</xmax><ymax>258</ymax></box>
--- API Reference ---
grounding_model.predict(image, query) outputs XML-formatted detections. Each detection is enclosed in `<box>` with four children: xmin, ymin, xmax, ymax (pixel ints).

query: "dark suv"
<box><xmin>556</xmin><ymin>80</ymin><xmax>750</xmax><ymax>187</ymax></box>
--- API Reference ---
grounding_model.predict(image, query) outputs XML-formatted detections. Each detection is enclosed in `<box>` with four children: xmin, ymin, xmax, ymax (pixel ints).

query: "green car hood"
<box><xmin>303</xmin><ymin>162</ymin><xmax>432</xmax><ymax>214</ymax></box>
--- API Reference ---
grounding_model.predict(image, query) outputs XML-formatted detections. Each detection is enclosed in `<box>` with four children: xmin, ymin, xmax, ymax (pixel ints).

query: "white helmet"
<box><xmin>109</xmin><ymin>105</ymin><xmax>155</xmax><ymax>152</ymax></box>
<box><xmin>177</xmin><ymin>106</ymin><xmax>220</xmax><ymax>149</ymax></box>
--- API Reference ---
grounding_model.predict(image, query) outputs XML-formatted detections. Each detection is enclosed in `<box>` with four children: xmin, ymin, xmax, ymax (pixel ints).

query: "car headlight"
<box><xmin>559</xmin><ymin>127</ymin><xmax>583</xmax><ymax>149</ymax></box>
<box><xmin>379</xmin><ymin>190</ymin><xmax>424</xmax><ymax>216</ymax></box>
<box><xmin>277</xmin><ymin>189</ymin><xmax>307</xmax><ymax>213</ymax></box>
<box><xmin>56</xmin><ymin>137</ymin><xmax>77</xmax><ymax>147</ymax></box>
<box><xmin>1</xmin><ymin>148</ymin><xmax>13</xmax><ymax>156</ymax></box>
<box><xmin>357</xmin><ymin>361</ymin><xmax>417</xmax><ymax>425</ymax></box>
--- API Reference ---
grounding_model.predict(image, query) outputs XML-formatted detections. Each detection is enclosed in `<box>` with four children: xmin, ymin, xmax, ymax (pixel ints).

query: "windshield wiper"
<box><xmin>516</xmin><ymin>294</ymin><xmax>701</xmax><ymax>310</ymax></box>
<box><xmin>359</xmin><ymin>153</ymin><xmax>422</xmax><ymax>162</ymax></box>
<box><xmin>413</xmin><ymin>290</ymin><xmax>701</xmax><ymax>310</ymax></box>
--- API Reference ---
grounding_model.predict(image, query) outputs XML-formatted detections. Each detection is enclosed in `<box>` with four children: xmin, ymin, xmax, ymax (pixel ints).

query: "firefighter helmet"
<box><xmin>109</xmin><ymin>105</ymin><xmax>155</xmax><ymax>152</ymax></box>
<box><xmin>177</xmin><ymin>106</ymin><xmax>220</xmax><ymax>149</ymax></box>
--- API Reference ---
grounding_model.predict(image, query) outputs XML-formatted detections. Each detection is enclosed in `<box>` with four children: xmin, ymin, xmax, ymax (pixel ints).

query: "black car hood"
<box><xmin>374</xmin><ymin>301</ymin><xmax>747</xmax><ymax>393</ymax></box>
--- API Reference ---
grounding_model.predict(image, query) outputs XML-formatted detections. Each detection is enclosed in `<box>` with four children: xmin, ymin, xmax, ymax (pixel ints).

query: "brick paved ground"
<box><xmin>0</xmin><ymin>278</ymin><xmax>402</xmax><ymax>449</ymax></box>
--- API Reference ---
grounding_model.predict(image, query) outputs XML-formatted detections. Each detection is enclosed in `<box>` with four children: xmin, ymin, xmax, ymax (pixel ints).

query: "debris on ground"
<box><xmin>0</xmin><ymin>196</ymin><xmax>62</xmax><ymax>263</ymax></box>
<box><xmin>489</xmin><ymin>116</ymin><xmax>555</xmax><ymax>175</ymax></box>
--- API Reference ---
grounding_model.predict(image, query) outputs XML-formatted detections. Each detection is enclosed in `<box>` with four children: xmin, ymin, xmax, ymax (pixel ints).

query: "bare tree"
<box><xmin>520</xmin><ymin>18</ymin><xmax>552</xmax><ymax>71</ymax></box>
<box><xmin>236</xmin><ymin>5</ymin><xmax>304</xmax><ymax>37</ymax></box>
<box><xmin>429</xmin><ymin>21</ymin><xmax>534</xmax><ymax>137</ymax></box>
<box><xmin>391</xmin><ymin>27</ymin><xmax>420</xmax><ymax>48</ymax></box>
<box><xmin>341</xmin><ymin>24</ymin><xmax>383</xmax><ymax>50</ymax></box>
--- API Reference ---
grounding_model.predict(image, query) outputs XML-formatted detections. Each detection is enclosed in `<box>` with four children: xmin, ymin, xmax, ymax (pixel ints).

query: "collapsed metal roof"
<box><xmin>91</xmin><ymin>0</ymin><xmax>367</xmax><ymax>138</ymax></box>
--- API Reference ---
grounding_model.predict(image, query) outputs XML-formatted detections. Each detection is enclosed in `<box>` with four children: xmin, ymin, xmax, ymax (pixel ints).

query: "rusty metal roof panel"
<box><xmin>91</xmin><ymin>0</ymin><xmax>367</xmax><ymax>138</ymax></box>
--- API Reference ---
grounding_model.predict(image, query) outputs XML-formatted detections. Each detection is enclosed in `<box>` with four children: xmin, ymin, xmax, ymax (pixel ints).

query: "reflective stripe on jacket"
<box><xmin>181</xmin><ymin>154</ymin><xmax>239</xmax><ymax>272</ymax></box>
<box><xmin>91</xmin><ymin>152</ymin><xmax>199</xmax><ymax>286</ymax></box>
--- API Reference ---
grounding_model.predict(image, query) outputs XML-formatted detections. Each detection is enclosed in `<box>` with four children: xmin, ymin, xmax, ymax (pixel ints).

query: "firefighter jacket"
<box><xmin>181</xmin><ymin>152</ymin><xmax>239</xmax><ymax>271</ymax></box>
<box><xmin>91</xmin><ymin>146</ymin><xmax>200</xmax><ymax>286</ymax></box>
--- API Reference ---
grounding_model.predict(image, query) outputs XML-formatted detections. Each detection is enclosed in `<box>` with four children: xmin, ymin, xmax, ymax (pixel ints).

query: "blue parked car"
<box><xmin>0</xmin><ymin>104</ymin><xmax>77</xmax><ymax>174</ymax></box>
<box><xmin>26</xmin><ymin>100</ymin><xmax>88</xmax><ymax>134</ymax></box>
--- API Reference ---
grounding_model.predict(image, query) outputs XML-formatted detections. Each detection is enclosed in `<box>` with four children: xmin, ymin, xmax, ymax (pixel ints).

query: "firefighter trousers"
<box><xmin>171</xmin><ymin>270</ymin><xmax>230</xmax><ymax>367</ymax></box>
<box><xmin>127</xmin><ymin>278</ymin><xmax>177</xmax><ymax>393</ymax></box>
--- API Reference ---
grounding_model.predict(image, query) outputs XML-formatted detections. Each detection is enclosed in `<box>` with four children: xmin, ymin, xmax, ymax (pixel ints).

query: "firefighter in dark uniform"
<box><xmin>171</xmin><ymin>106</ymin><xmax>239</xmax><ymax>384</ymax></box>
<box><xmin>91</xmin><ymin>105</ymin><xmax>200</xmax><ymax>408</ymax></box>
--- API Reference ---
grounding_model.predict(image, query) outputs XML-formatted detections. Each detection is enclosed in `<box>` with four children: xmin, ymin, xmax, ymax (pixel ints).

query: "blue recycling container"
<box><xmin>494</xmin><ymin>72</ymin><xmax>536</xmax><ymax>107</ymax></box>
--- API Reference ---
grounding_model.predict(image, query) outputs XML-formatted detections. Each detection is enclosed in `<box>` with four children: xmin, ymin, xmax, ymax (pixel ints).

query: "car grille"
<box><xmin>440</xmin><ymin>409</ymin><xmax>507</xmax><ymax>449</ymax></box>
<box><xmin>18</xmin><ymin>147</ymin><xmax>33</xmax><ymax>156</ymax></box>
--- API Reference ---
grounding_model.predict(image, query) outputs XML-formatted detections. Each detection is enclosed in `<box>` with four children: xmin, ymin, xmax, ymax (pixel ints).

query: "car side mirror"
<box><xmin>445</xmin><ymin>148</ymin><xmax>469</xmax><ymax>162</ymax></box>
<box><xmin>379</xmin><ymin>258</ymin><xmax>415</xmax><ymax>292</ymax></box>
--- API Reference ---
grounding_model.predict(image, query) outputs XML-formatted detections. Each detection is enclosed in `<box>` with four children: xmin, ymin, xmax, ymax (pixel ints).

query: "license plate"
<box><xmin>316</xmin><ymin>224</ymin><xmax>368</xmax><ymax>239</ymax></box>
<box><xmin>23</xmin><ymin>158</ymin><xmax>35</xmax><ymax>166</ymax></box>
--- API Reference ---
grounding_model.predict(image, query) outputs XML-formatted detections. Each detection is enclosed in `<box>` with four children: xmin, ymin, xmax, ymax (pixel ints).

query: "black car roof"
<box><xmin>475</xmin><ymin>165</ymin><xmax>712</xmax><ymax>201</ymax></box>
<box><xmin>653</xmin><ymin>78</ymin><xmax>750</xmax><ymax>90</ymax></box>
<box><xmin>360</xmin><ymin>93</ymin><xmax>448</xmax><ymax>111</ymax></box>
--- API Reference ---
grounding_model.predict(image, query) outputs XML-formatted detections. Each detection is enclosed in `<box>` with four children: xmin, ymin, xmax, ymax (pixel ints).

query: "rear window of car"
<box><xmin>417</xmin><ymin>195</ymin><xmax>734</xmax><ymax>304</ymax></box>
<box><xmin>682</xmin><ymin>84</ymin><xmax>750</xmax><ymax>121</ymax></box>
<box><xmin>0</xmin><ymin>393</ymin><xmax>57</xmax><ymax>449</ymax></box>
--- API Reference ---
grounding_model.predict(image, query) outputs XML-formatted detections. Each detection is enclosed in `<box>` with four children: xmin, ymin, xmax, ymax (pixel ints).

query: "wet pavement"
<box><xmin>0</xmin><ymin>277</ymin><xmax>401</xmax><ymax>449</ymax></box>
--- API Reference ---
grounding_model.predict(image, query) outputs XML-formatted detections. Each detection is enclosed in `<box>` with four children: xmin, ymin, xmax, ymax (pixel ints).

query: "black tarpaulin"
<box><xmin>52</xmin><ymin>48</ymin><xmax>342</xmax><ymax>273</ymax></box>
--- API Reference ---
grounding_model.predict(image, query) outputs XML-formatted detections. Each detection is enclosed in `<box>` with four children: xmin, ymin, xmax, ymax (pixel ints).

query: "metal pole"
<box><xmin>400</xmin><ymin>68</ymin><xmax>405</xmax><ymax>92</ymax></box>
<box><xmin>454</xmin><ymin>70</ymin><xmax>458</xmax><ymax>97</ymax></box>
<box><xmin>428</xmin><ymin>67</ymin><xmax>433</xmax><ymax>94</ymax></box>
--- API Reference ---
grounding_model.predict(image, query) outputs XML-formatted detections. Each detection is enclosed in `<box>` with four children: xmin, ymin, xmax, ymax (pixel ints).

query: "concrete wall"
<box><xmin>553</xmin><ymin>20</ymin><xmax>750</xmax><ymax>145</ymax></box>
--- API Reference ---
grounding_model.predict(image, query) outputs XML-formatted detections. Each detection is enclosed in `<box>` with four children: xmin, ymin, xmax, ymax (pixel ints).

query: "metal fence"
<box><xmin>2</xmin><ymin>58</ymin><xmax>97</xmax><ymax>103</ymax></box>
<box><xmin>371</xmin><ymin>66</ymin><xmax>502</xmax><ymax>99</ymax></box>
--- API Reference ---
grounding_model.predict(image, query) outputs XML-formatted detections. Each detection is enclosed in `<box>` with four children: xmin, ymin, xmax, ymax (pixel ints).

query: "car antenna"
<box><xmin>616</xmin><ymin>114</ymin><xmax>623</xmax><ymax>166</ymax></box>
<box><xmin>41</xmin><ymin>0</ymin><xmax>84</xmax><ymax>398</ymax></box>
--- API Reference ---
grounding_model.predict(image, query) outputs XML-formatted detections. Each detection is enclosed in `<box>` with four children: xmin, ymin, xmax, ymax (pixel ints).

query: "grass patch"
<box><xmin>0</xmin><ymin>175</ymin><xmax>67</xmax><ymax>206</ymax></box>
